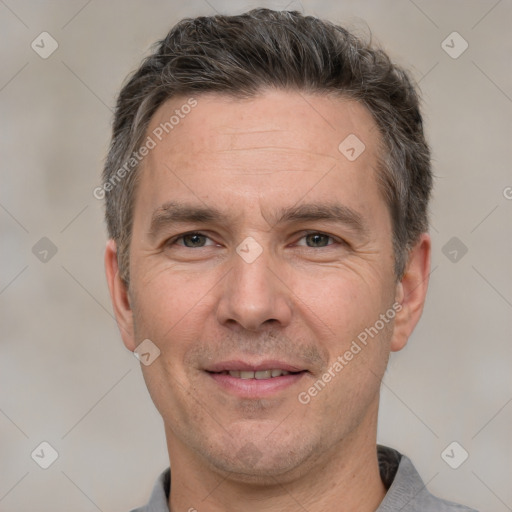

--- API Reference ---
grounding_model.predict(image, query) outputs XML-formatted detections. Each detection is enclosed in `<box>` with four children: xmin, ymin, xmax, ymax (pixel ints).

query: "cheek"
<box><xmin>293</xmin><ymin>266</ymin><xmax>391</xmax><ymax>345</ymax></box>
<box><xmin>298</xmin><ymin>317</ymin><xmax>391</xmax><ymax>435</ymax></box>
<box><xmin>130</xmin><ymin>260</ymin><xmax>216</xmax><ymax>337</ymax></box>
<box><xmin>293</xmin><ymin>267</ymin><xmax>394</xmax><ymax>400</ymax></box>
<box><xmin>131</xmin><ymin>269</ymin><xmax>214</xmax><ymax>425</ymax></box>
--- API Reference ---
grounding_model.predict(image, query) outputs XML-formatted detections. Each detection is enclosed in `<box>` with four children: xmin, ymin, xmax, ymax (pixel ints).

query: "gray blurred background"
<box><xmin>1</xmin><ymin>1</ymin><xmax>511</xmax><ymax>510</ymax></box>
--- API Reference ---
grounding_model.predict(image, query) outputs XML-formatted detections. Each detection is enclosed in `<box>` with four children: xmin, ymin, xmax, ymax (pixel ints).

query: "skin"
<box><xmin>105</xmin><ymin>90</ymin><xmax>431</xmax><ymax>512</ymax></box>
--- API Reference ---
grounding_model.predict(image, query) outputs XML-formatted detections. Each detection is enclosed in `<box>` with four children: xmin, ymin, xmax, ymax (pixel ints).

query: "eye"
<box><xmin>166</xmin><ymin>231</ymin><xmax>344</xmax><ymax>250</ymax></box>
<box><xmin>295</xmin><ymin>232</ymin><xmax>340</xmax><ymax>248</ymax></box>
<box><xmin>169</xmin><ymin>232</ymin><xmax>215</xmax><ymax>248</ymax></box>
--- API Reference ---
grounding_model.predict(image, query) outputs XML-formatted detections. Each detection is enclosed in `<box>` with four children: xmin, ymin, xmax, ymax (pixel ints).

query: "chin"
<box><xmin>201</xmin><ymin>435</ymin><xmax>320</xmax><ymax>485</ymax></box>
<box><xmin>210</xmin><ymin>458</ymin><xmax>303</xmax><ymax>485</ymax></box>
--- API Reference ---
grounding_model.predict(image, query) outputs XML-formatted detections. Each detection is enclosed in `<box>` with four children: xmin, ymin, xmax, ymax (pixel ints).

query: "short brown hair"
<box><xmin>102</xmin><ymin>8</ymin><xmax>432</xmax><ymax>284</ymax></box>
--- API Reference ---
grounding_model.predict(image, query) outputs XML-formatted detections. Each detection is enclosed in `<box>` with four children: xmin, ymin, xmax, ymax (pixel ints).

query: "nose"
<box><xmin>215</xmin><ymin>244</ymin><xmax>293</xmax><ymax>332</ymax></box>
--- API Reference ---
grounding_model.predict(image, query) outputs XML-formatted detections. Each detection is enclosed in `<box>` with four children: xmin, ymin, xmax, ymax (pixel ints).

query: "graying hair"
<box><xmin>102</xmin><ymin>8</ymin><xmax>432</xmax><ymax>285</ymax></box>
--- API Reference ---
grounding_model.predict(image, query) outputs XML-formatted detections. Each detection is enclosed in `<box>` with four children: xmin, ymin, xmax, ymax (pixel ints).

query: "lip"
<box><xmin>207</xmin><ymin>371</ymin><xmax>307</xmax><ymax>398</ymax></box>
<box><xmin>204</xmin><ymin>360</ymin><xmax>308</xmax><ymax>399</ymax></box>
<box><xmin>205</xmin><ymin>360</ymin><xmax>305</xmax><ymax>373</ymax></box>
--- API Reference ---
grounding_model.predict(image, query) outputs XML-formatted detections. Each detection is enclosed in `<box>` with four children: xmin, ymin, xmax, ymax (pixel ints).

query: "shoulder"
<box><xmin>127</xmin><ymin>467</ymin><xmax>171</xmax><ymax>512</ymax></box>
<box><xmin>378</xmin><ymin>446</ymin><xmax>479</xmax><ymax>512</ymax></box>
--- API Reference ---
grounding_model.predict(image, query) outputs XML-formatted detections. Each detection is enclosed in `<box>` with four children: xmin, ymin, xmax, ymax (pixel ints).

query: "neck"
<box><xmin>167</xmin><ymin>401</ymin><xmax>386</xmax><ymax>512</ymax></box>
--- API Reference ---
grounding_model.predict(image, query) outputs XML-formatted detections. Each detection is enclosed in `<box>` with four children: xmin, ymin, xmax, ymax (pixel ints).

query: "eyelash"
<box><xmin>166</xmin><ymin>231</ymin><xmax>345</xmax><ymax>249</ymax></box>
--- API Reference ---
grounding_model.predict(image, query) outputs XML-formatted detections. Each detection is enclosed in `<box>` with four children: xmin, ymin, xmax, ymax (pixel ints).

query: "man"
<box><xmin>102</xmin><ymin>8</ymin><xmax>477</xmax><ymax>512</ymax></box>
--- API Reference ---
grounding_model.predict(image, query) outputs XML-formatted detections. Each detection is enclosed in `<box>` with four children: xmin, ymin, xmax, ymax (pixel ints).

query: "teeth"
<box><xmin>225</xmin><ymin>369</ymin><xmax>292</xmax><ymax>379</ymax></box>
<box><xmin>255</xmin><ymin>370</ymin><xmax>271</xmax><ymax>380</ymax></box>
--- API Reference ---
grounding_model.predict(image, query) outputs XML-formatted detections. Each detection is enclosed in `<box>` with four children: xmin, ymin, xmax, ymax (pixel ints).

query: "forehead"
<box><xmin>146</xmin><ymin>90</ymin><xmax>381</xmax><ymax>166</ymax></box>
<box><xmin>135</xmin><ymin>89</ymin><xmax>386</xmax><ymax>226</ymax></box>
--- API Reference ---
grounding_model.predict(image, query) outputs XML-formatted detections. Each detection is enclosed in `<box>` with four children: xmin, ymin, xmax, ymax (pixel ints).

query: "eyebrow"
<box><xmin>148</xmin><ymin>200</ymin><xmax>369</xmax><ymax>240</ymax></box>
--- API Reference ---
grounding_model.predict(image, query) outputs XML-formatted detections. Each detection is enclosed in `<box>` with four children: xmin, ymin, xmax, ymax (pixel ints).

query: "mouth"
<box><xmin>212</xmin><ymin>369</ymin><xmax>300</xmax><ymax>379</ymax></box>
<box><xmin>204</xmin><ymin>360</ymin><xmax>308</xmax><ymax>398</ymax></box>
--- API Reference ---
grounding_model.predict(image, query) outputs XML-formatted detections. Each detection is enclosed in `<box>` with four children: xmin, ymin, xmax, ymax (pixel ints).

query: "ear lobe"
<box><xmin>390</xmin><ymin>233</ymin><xmax>431</xmax><ymax>352</ymax></box>
<box><xmin>104</xmin><ymin>239</ymin><xmax>136</xmax><ymax>352</ymax></box>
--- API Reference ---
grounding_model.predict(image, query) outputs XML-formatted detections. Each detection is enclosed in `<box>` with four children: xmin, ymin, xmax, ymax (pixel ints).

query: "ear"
<box><xmin>104</xmin><ymin>239</ymin><xmax>136</xmax><ymax>352</ymax></box>
<box><xmin>390</xmin><ymin>233</ymin><xmax>431</xmax><ymax>352</ymax></box>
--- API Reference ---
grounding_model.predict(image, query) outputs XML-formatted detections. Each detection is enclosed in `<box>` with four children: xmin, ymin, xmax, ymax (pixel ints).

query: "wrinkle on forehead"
<box><xmin>146</xmin><ymin>89</ymin><xmax>379</xmax><ymax>159</ymax></box>
<box><xmin>137</xmin><ymin>90</ymin><xmax>384</xmax><ymax>221</ymax></box>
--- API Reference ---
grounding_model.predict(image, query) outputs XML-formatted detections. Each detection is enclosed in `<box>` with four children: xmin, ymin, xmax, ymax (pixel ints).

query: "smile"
<box><xmin>205</xmin><ymin>361</ymin><xmax>308</xmax><ymax>398</ymax></box>
<box><xmin>214</xmin><ymin>369</ymin><xmax>294</xmax><ymax>379</ymax></box>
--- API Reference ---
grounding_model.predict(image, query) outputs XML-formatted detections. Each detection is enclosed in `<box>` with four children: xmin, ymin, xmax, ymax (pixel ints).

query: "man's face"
<box><xmin>125</xmin><ymin>90</ymin><xmax>402</xmax><ymax>481</ymax></box>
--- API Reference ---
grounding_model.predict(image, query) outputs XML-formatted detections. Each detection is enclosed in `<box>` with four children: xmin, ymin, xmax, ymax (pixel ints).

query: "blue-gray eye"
<box><xmin>299</xmin><ymin>233</ymin><xmax>334</xmax><ymax>248</ymax></box>
<box><xmin>179</xmin><ymin>233</ymin><xmax>209</xmax><ymax>247</ymax></box>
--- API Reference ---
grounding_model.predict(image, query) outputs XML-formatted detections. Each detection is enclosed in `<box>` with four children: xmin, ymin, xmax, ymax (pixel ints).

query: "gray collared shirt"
<box><xmin>130</xmin><ymin>446</ymin><xmax>478</xmax><ymax>511</ymax></box>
